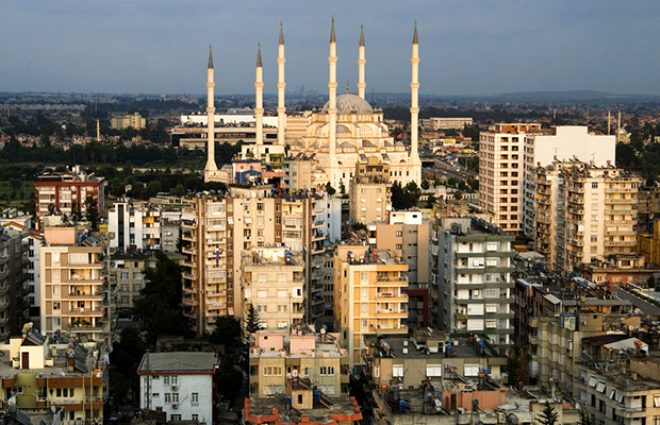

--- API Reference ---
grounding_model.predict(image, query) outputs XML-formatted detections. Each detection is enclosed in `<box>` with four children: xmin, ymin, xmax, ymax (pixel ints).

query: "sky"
<box><xmin>1</xmin><ymin>0</ymin><xmax>659</xmax><ymax>96</ymax></box>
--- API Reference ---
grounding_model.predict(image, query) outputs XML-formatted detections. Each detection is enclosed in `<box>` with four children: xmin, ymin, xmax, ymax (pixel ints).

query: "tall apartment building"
<box><xmin>33</xmin><ymin>166</ymin><xmax>106</xmax><ymax>228</ymax></box>
<box><xmin>479</xmin><ymin>124</ymin><xmax>616</xmax><ymax>235</ymax></box>
<box><xmin>479</xmin><ymin>123</ymin><xmax>541</xmax><ymax>233</ymax></box>
<box><xmin>39</xmin><ymin>227</ymin><xmax>106</xmax><ymax>342</ymax></box>
<box><xmin>24</xmin><ymin>231</ymin><xmax>43</xmax><ymax>327</ymax></box>
<box><xmin>349</xmin><ymin>157</ymin><xmax>391</xmax><ymax>225</ymax></box>
<box><xmin>531</xmin><ymin>161</ymin><xmax>640</xmax><ymax>271</ymax></box>
<box><xmin>333</xmin><ymin>245</ymin><xmax>409</xmax><ymax>365</ymax></box>
<box><xmin>242</xmin><ymin>247</ymin><xmax>305</xmax><ymax>331</ymax></box>
<box><xmin>181</xmin><ymin>188</ymin><xmax>339</xmax><ymax>334</ymax></box>
<box><xmin>367</xmin><ymin>210</ymin><xmax>430</xmax><ymax>328</ymax></box>
<box><xmin>523</xmin><ymin>126</ymin><xmax>616</xmax><ymax>237</ymax></box>
<box><xmin>0</xmin><ymin>227</ymin><xmax>24</xmax><ymax>340</ymax></box>
<box><xmin>430</xmin><ymin>217</ymin><xmax>515</xmax><ymax>354</ymax></box>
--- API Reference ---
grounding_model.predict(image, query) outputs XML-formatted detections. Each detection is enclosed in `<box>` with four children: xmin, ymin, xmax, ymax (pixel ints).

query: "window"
<box><xmin>392</xmin><ymin>364</ymin><xmax>404</xmax><ymax>378</ymax></box>
<box><xmin>191</xmin><ymin>393</ymin><xmax>199</xmax><ymax>406</ymax></box>
<box><xmin>165</xmin><ymin>393</ymin><xmax>171</xmax><ymax>403</ymax></box>
<box><xmin>172</xmin><ymin>393</ymin><xmax>179</xmax><ymax>403</ymax></box>
<box><xmin>170</xmin><ymin>415</ymin><xmax>181</xmax><ymax>421</ymax></box>
<box><xmin>164</xmin><ymin>376</ymin><xmax>170</xmax><ymax>385</ymax></box>
<box><xmin>426</xmin><ymin>364</ymin><xmax>442</xmax><ymax>377</ymax></box>
<box><xmin>654</xmin><ymin>394</ymin><xmax>660</xmax><ymax>408</ymax></box>
<box><xmin>464</xmin><ymin>364</ymin><xmax>480</xmax><ymax>377</ymax></box>
<box><xmin>192</xmin><ymin>414</ymin><xmax>199</xmax><ymax>422</ymax></box>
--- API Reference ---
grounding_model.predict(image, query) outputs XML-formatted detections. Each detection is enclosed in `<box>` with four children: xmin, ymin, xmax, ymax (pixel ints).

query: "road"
<box><xmin>615</xmin><ymin>288</ymin><xmax>660</xmax><ymax>317</ymax></box>
<box><xmin>423</xmin><ymin>157</ymin><xmax>477</xmax><ymax>182</ymax></box>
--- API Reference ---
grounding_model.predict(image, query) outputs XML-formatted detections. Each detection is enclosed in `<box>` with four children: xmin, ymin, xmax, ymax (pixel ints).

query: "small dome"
<box><xmin>322</xmin><ymin>93</ymin><xmax>374</xmax><ymax>114</ymax></box>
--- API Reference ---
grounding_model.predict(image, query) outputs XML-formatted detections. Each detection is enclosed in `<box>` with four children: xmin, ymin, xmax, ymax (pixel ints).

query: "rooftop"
<box><xmin>137</xmin><ymin>352</ymin><xmax>218</xmax><ymax>374</ymax></box>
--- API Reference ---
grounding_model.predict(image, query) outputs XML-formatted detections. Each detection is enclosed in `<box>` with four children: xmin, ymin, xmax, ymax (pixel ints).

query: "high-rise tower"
<box><xmin>255</xmin><ymin>44</ymin><xmax>264</xmax><ymax>148</ymax></box>
<box><xmin>204</xmin><ymin>45</ymin><xmax>219</xmax><ymax>182</ymax></box>
<box><xmin>357</xmin><ymin>25</ymin><xmax>366</xmax><ymax>99</ymax></box>
<box><xmin>328</xmin><ymin>17</ymin><xmax>338</xmax><ymax>182</ymax></box>
<box><xmin>277</xmin><ymin>22</ymin><xmax>286</xmax><ymax>145</ymax></box>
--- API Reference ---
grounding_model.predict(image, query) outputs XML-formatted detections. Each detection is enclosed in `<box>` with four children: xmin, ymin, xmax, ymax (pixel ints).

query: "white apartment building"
<box><xmin>479</xmin><ymin>123</ymin><xmax>541</xmax><ymax>234</ymax></box>
<box><xmin>138</xmin><ymin>352</ymin><xmax>218</xmax><ymax>424</ymax></box>
<box><xmin>430</xmin><ymin>217</ymin><xmax>515</xmax><ymax>354</ymax></box>
<box><xmin>523</xmin><ymin>126</ymin><xmax>616</xmax><ymax>237</ymax></box>
<box><xmin>109</xmin><ymin>202</ymin><xmax>144</xmax><ymax>252</ymax></box>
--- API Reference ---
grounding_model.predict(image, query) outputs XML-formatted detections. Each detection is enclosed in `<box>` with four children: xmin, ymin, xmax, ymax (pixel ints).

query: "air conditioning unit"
<box><xmin>172</xmin><ymin>403</ymin><xmax>179</xmax><ymax>410</ymax></box>
<box><xmin>171</xmin><ymin>385</ymin><xmax>179</xmax><ymax>391</ymax></box>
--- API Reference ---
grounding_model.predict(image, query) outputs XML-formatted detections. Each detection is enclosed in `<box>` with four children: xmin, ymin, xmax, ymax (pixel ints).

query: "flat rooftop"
<box><xmin>137</xmin><ymin>352</ymin><xmax>218</xmax><ymax>374</ymax></box>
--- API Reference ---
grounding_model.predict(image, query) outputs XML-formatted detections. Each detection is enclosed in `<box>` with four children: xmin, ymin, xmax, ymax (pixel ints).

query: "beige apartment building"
<box><xmin>333</xmin><ymin>245</ymin><xmax>409</xmax><ymax>365</ymax></box>
<box><xmin>479</xmin><ymin>123</ymin><xmax>541</xmax><ymax>234</ymax></box>
<box><xmin>109</xmin><ymin>251</ymin><xmax>156</xmax><ymax>312</ymax></box>
<box><xmin>180</xmin><ymin>188</ymin><xmax>336</xmax><ymax>334</ymax></box>
<box><xmin>242</xmin><ymin>247</ymin><xmax>304</xmax><ymax>331</ymax></box>
<box><xmin>349</xmin><ymin>157</ymin><xmax>391</xmax><ymax>225</ymax></box>
<box><xmin>531</xmin><ymin>161</ymin><xmax>641</xmax><ymax>271</ymax></box>
<box><xmin>248</xmin><ymin>328</ymin><xmax>349</xmax><ymax>397</ymax></box>
<box><xmin>39</xmin><ymin>227</ymin><xmax>105</xmax><ymax>342</ymax></box>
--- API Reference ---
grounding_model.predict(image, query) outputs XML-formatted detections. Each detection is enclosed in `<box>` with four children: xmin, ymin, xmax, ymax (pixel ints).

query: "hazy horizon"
<box><xmin>2</xmin><ymin>1</ymin><xmax>659</xmax><ymax>96</ymax></box>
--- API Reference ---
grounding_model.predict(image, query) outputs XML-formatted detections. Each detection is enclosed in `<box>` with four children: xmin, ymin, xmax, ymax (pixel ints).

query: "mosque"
<box><xmin>203</xmin><ymin>19</ymin><xmax>422</xmax><ymax>188</ymax></box>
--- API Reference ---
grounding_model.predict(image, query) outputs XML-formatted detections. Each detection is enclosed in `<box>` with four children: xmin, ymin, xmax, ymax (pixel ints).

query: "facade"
<box><xmin>0</xmin><ymin>326</ymin><xmax>106</xmax><ymax>425</ymax></box>
<box><xmin>33</xmin><ymin>167</ymin><xmax>106</xmax><ymax>228</ymax></box>
<box><xmin>138</xmin><ymin>352</ymin><xmax>218</xmax><ymax>424</ymax></box>
<box><xmin>242</xmin><ymin>247</ymin><xmax>305</xmax><ymax>331</ymax></box>
<box><xmin>421</xmin><ymin>117</ymin><xmax>473</xmax><ymax>131</ymax></box>
<box><xmin>368</xmin><ymin>210</ymin><xmax>430</xmax><ymax>328</ymax></box>
<box><xmin>246</xmin><ymin>328</ymin><xmax>361</xmax><ymax>425</ymax></box>
<box><xmin>523</xmin><ymin>126</ymin><xmax>616</xmax><ymax>237</ymax></box>
<box><xmin>430</xmin><ymin>218</ymin><xmax>515</xmax><ymax>354</ymax></box>
<box><xmin>109</xmin><ymin>252</ymin><xmax>156</xmax><ymax>312</ymax></box>
<box><xmin>479</xmin><ymin>123</ymin><xmax>541</xmax><ymax>233</ymax></box>
<box><xmin>39</xmin><ymin>227</ymin><xmax>105</xmax><ymax>342</ymax></box>
<box><xmin>0</xmin><ymin>227</ymin><xmax>23</xmax><ymax>340</ymax></box>
<box><xmin>24</xmin><ymin>231</ymin><xmax>43</xmax><ymax>327</ymax></box>
<box><xmin>531</xmin><ymin>161</ymin><xmax>641</xmax><ymax>272</ymax></box>
<box><xmin>638</xmin><ymin>219</ymin><xmax>660</xmax><ymax>266</ymax></box>
<box><xmin>108</xmin><ymin>202</ymin><xmax>143</xmax><ymax>252</ymax></box>
<box><xmin>181</xmin><ymin>188</ymin><xmax>338</xmax><ymax>334</ymax></box>
<box><xmin>110</xmin><ymin>112</ymin><xmax>146</xmax><ymax>130</ymax></box>
<box><xmin>333</xmin><ymin>245</ymin><xmax>409</xmax><ymax>365</ymax></box>
<box><xmin>349</xmin><ymin>157</ymin><xmax>392</xmax><ymax>225</ymax></box>
<box><xmin>108</xmin><ymin>201</ymin><xmax>181</xmax><ymax>253</ymax></box>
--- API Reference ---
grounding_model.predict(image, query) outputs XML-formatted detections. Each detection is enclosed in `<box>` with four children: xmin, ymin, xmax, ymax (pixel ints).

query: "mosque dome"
<box><xmin>322</xmin><ymin>93</ymin><xmax>373</xmax><ymax>114</ymax></box>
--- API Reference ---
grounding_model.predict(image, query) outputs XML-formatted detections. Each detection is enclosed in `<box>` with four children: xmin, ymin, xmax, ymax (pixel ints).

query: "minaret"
<box><xmin>357</xmin><ymin>25</ymin><xmax>366</xmax><ymax>99</ymax></box>
<box><xmin>204</xmin><ymin>45</ymin><xmax>218</xmax><ymax>180</ymax></box>
<box><xmin>328</xmin><ymin>17</ymin><xmax>338</xmax><ymax>184</ymax></box>
<box><xmin>617</xmin><ymin>110</ymin><xmax>622</xmax><ymax>134</ymax></box>
<box><xmin>96</xmin><ymin>119</ymin><xmax>101</xmax><ymax>142</ymax></box>
<box><xmin>277</xmin><ymin>22</ymin><xmax>286</xmax><ymax>146</ymax></box>
<box><xmin>410</xmin><ymin>22</ymin><xmax>420</xmax><ymax>163</ymax></box>
<box><xmin>607</xmin><ymin>110</ymin><xmax>611</xmax><ymax>135</ymax></box>
<box><xmin>255</xmin><ymin>44</ymin><xmax>264</xmax><ymax>149</ymax></box>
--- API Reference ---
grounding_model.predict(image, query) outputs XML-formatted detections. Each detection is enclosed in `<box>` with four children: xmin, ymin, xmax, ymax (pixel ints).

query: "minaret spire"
<box><xmin>328</xmin><ymin>17</ymin><xmax>338</xmax><ymax>186</ymax></box>
<box><xmin>204</xmin><ymin>45</ymin><xmax>218</xmax><ymax>180</ymax></box>
<box><xmin>277</xmin><ymin>21</ymin><xmax>286</xmax><ymax>146</ymax></box>
<box><xmin>607</xmin><ymin>110</ymin><xmax>611</xmax><ymax>135</ymax></box>
<box><xmin>255</xmin><ymin>43</ymin><xmax>264</xmax><ymax>148</ymax></box>
<box><xmin>409</xmin><ymin>22</ymin><xmax>421</xmax><ymax>182</ymax></box>
<box><xmin>357</xmin><ymin>25</ymin><xmax>366</xmax><ymax>99</ymax></box>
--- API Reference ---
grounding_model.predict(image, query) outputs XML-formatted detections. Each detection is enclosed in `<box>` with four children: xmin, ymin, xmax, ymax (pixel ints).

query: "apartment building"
<box><xmin>242</xmin><ymin>247</ymin><xmax>305</xmax><ymax>331</ymax></box>
<box><xmin>109</xmin><ymin>251</ymin><xmax>156</xmax><ymax>312</ymax></box>
<box><xmin>638</xmin><ymin>219</ymin><xmax>660</xmax><ymax>266</ymax></box>
<box><xmin>523</xmin><ymin>126</ymin><xmax>615</xmax><ymax>237</ymax></box>
<box><xmin>138</xmin><ymin>352</ymin><xmax>219</xmax><ymax>424</ymax></box>
<box><xmin>0</xmin><ymin>326</ymin><xmax>106</xmax><ymax>425</ymax></box>
<box><xmin>181</xmin><ymin>188</ymin><xmax>338</xmax><ymax>334</ymax></box>
<box><xmin>532</xmin><ymin>161</ymin><xmax>641</xmax><ymax>272</ymax></box>
<box><xmin>0</xmin><ymin>227</ymin><xmax>23</xmax><ymax>340</ymax></box>
<box><xmin>283</xmin><ymin>153</ymin><xmax>327</xmax><ymax>191</ymax></box>
<box><xmin>39</xmin><ymin>227</ymin><xmax>105</xmax><ymax>342</ymax></box>
<box><xmin>110</xmin><ymin>112</ymin><xmax>146</xmax><ymax>130</ymax></box>
<box><xmin>33</xmin><ymin>166</ymin><xmax>106</xmax><ymax>228</ymax></box>
<box><xmin>24</xmin><ymin>231</ymin><xmax>43</xmax><ymax>327</ymax></box>
<box><xmin>367</xmin><ymin>210</ymin><xmax>430</xmax><ymax>328</ymax></box>
<box><xmin>479</xmin><ymin>123</ymin><xmax>541</xmax><ymax>234</ymax></box>
<box><xmin>430</xmin><ymin>217</ymin><xmax>515</xmax><ymax>354</ymax></box>
<box><xmin>109</xmin><ymin>201</ymin><xmax>183</xmax><ymax>253</ymax></box>
<box><xmin>246</xmin><ymin>328</ymin><xmax>361</xmax><ymax>425</ymax></box>
<box><xmin>349</xmin><ymin>157</ymin><xmax>391</xmax><ymax>225</ymax></box>
<box><xmin>333</xmin><ymin>245</ymin><xmax>409</xmax><ymax>365</ymax></box>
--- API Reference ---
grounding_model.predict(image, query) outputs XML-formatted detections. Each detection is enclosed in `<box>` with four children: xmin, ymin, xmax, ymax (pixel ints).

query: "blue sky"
<box><xmin>1</xmin><ymin>0</ymin><xmax>659</xmax><ymax>95</ymax></box>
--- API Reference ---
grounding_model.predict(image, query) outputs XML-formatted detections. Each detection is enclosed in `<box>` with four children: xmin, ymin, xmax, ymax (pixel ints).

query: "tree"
<box><xmin>579</xmin><ymin>410</ymin><xmax>593</xmax><ymax>425</ymax></box>
<box><xmin>84</xmin><ymin>196</ymin><xmax>100</xmax><ymax>230</ymax></box>
<box><xmin>538</xmin><ymin>402</ymin><xmax>559</xmax><ymax>425</ymax></box>
<box><xmin>507</xmin><ymin>343</ymin><xmax>531</xmax><ymax>388</ymax></box>
<box><xmin>217</xmin><ymin>356</ymin><xmax>243</xmax><ymax>402</ymax></box>
<box><xmin>421</xmin><ymin>179</ymin><xmax>430</xmax><ymax>190</ymax></box>
<box><xmin>244</xmin><ymin>304</ymin><xmax>262</xmax><ymax>334</ymax></box>
<box><xmin>209</xmin><ymin>316</ymin><xmax>242</xmax><ymax>349</ymax></box>
<box><xmin>391</xmin><ymin>181</ymin><xmax>421</xmax><ymax>210</ymax></box>
<box><xmin>134</xmin><ymin>253</ymin><xmax>192</xmax><ymax>344</ymax></box>
<box><xmin>109</xmin><ymin>328</ymin><xmax>146</xmax><ymax>407</ymax></box>
<box><xmin>325</xmin><ymin>182</ymin><xmax>336</xmax><ymax>196</ymax></box>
